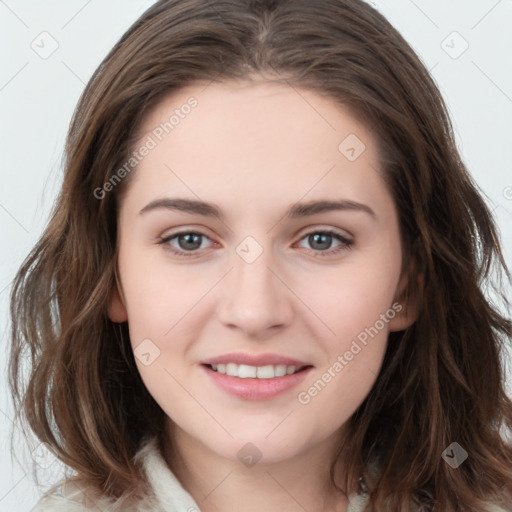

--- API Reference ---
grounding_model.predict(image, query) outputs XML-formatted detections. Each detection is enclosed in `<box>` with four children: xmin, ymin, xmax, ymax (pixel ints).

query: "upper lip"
<box><xmin>201</xmin><ymin>352</ymin><xmax>312</xmax><ymax>368</ymax></box>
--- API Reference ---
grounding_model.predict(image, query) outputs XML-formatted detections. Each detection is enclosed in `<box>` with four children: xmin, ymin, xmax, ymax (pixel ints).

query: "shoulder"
<box><xmin>346</xmin><ymin>491</ymin><xmax>511</xmax><ymax>512</ymax></box>
<box><xmin>29</xmin><ymin>479</ymin><xmax>160</xmax><ymax>512</ymax></box>
<box><xmin>30</xmin><ymin>494</ymin><xmax>95</xmax><ymax>512</ymax></box>
<box><xmin>486</xmin><ymin>506</ymin><xmax>512</xmax><ymax>512</ymax></box>
<box><xmin>28</xmin><ymin>436</ymin><xmax>196</xmax><ymax>512</ymax></box>
<box><xmin>347</xmin><ymin>491</ymin><xmax>369</xmax><ymax>512</ymax></box>
<box><xmin>29</xmin><ymin>480</ymin><xmax>114</xmax><ymax>512</ymax></box>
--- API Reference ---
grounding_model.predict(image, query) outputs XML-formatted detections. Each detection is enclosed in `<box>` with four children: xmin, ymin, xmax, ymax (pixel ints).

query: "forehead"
<box><xmin>124</xmin><ymin>78</ymin><xmax>393</xmax><ymax>221</ymax></box>
<box><xmin>136</xmin><ymin>78</ymin><xmax>373</xmax><ymax>155</ymax></box>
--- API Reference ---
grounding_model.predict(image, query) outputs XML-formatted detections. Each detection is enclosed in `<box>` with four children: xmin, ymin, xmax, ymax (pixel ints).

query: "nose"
<box><xmin>216</xmin><ymin>248</ymin><xmax>294</xmax><ymax>337</ymax></box>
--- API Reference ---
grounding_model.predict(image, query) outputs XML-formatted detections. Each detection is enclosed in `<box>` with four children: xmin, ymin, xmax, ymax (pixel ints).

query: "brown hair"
<box><xmin>9</xmin><ymin>0</ymin><xmax>512</xmax><ymax>510</ymax></box>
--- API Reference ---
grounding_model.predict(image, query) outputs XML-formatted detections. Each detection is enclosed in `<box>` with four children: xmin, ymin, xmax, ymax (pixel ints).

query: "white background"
<box><xmin>1</xmin><ymin>1</ymin><xmax>511</xmax><ymax>510</ymax></box>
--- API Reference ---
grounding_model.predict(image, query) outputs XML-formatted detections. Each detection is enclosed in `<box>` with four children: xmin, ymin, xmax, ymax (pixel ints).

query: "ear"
<box><xmin>388</xmin><ymin>271</ymin><xmax>423</xmax><ymax>332</ymax></box>
<box><xmin>108</xmin><ymin>275</ymin><xmax>128</xmax><ymax>323</ymax></box>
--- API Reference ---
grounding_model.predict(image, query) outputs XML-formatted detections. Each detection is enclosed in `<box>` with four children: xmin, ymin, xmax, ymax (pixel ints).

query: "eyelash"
<box><xmin>157</xmin><ymin>229</ymin><xmax>354</xmax><ymax>258</ymax></box>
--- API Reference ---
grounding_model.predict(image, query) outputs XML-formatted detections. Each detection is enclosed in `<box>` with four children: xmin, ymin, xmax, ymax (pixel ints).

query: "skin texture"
<box><xmin>108</xmin><ymin>78</ymin><xmax>418</xmax><ymax>512</ymax></box>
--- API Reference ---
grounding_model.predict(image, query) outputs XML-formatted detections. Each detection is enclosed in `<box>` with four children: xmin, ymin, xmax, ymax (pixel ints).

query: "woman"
<box><xmin>9</xmin><ymin>0</ymin><xmax>512</xmax><ymax>510</ymax></box>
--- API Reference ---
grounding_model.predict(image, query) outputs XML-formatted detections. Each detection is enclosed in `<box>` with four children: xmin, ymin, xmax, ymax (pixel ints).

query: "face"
<box><xmin>109</xmin><ymin>78</ymin><xmax>416</xmax><ymax>465</ymax></box>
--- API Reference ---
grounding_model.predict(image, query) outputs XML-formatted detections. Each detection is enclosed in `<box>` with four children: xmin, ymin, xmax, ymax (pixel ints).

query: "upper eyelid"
<box><xmin>295</xmin><ymin>225</ymin><xmax>353</xmax><ymax>240</ymax></box>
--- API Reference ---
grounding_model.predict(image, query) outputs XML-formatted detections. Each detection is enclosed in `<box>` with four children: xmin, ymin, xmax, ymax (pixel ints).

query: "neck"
<box><xmin>162</xmin><ymin>420</ymin><xmax>350</xmax><ymax>512</ymax></box>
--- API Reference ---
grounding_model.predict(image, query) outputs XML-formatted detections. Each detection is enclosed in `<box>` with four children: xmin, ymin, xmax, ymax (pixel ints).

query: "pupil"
<box><xmin>310</xmin><ymin>233</ymin><xmax>331</xmax><ymax>250</ymax></box>
<box><xmin>179</xmin><ymin>233</ymin><xmax>201</xmax><ymax>250</ymax></box>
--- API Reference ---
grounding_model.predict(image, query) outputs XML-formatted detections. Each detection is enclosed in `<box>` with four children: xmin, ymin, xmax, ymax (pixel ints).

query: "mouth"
<box><xmin>200</xmin><ymin>363</ymin><xmax>314</xmax><ymax>400</ymax></box>
<box><xmin>202</xmin><ymin>363</ymin><xmax>313</xmax><ymax>378</ymax></box>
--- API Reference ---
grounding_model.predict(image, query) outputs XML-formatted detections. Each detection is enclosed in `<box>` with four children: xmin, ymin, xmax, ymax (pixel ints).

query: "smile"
<box><xmin>208</xmin><ymin>363</ymin><xmax>308</xmax><ymax>378</ymax></box>
<box><xmin>201</xmin><ymin>364</ymin><xmax>313</xmax><ymax>400</ymax></box>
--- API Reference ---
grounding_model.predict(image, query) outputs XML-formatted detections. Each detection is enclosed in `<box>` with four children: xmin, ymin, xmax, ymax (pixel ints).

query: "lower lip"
<box><xmin>201</xmin><ymin>364</ymin><xmax>313</xmax><ymax>400</ymax></box>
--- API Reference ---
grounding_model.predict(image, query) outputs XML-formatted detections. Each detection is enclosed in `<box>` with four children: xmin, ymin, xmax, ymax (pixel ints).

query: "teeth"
<box><xmin>210</xmin><ymin>363</ymin><xmax>299</xmax><ymax>378</ymax></box>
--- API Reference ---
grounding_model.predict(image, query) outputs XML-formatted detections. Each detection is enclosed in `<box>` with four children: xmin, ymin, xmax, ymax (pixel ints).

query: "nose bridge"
<box><xmin>216</xmin><ymin>236</ymin><xmax>293</xmax><ymax>334</ymax></box>
<box><xmin>236</xmin><ymin>245</ymin><xmax>275</xmax><ymax>293</ymax></box>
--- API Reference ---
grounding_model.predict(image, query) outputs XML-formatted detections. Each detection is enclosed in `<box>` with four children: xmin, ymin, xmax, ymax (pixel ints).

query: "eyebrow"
<box><xmin>139</xmin><ymin>197</ymin><xmax>376</xmax><ymax>220</ymax></box>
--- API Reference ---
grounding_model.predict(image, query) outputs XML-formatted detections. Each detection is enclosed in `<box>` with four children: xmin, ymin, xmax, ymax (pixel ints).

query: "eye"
<box><xmin>296</xmin><ymin>230</ymin><xmax>353</xmax><ymax>257</ymax></box>
<box><xmin>157</xmin><ymin>229</ymin><xmax>354</xmax><ymax>258</ymax></box>
<box><xmin>157</xmin><ymin>231</ymin><xmax>214</xmax><ymax>257</ymax></box>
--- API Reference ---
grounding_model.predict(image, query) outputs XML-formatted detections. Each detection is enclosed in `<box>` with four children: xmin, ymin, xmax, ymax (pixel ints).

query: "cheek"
<box><xmin>302</xmin><ymin>253</ymin><xmax>401</xmax><ymax>343</ymax></box>
<box><xmin>118</xmin><ymin>246</ymin><xmax>207</xmax><ymax>341</ymax></box>
<box><xmin>118</xmin><ymin>253</ymin><xmax>217</xmax><ymax>406</ymax></box>
<box><xmin>296</xmin><ymin>291</ymin><xmax>391</xmax><ymax>426</ymax></box>
<box><xmin>295</xmin><ymin>249</ymin><xmax>400</xmax><ymax>402</ymax></box>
